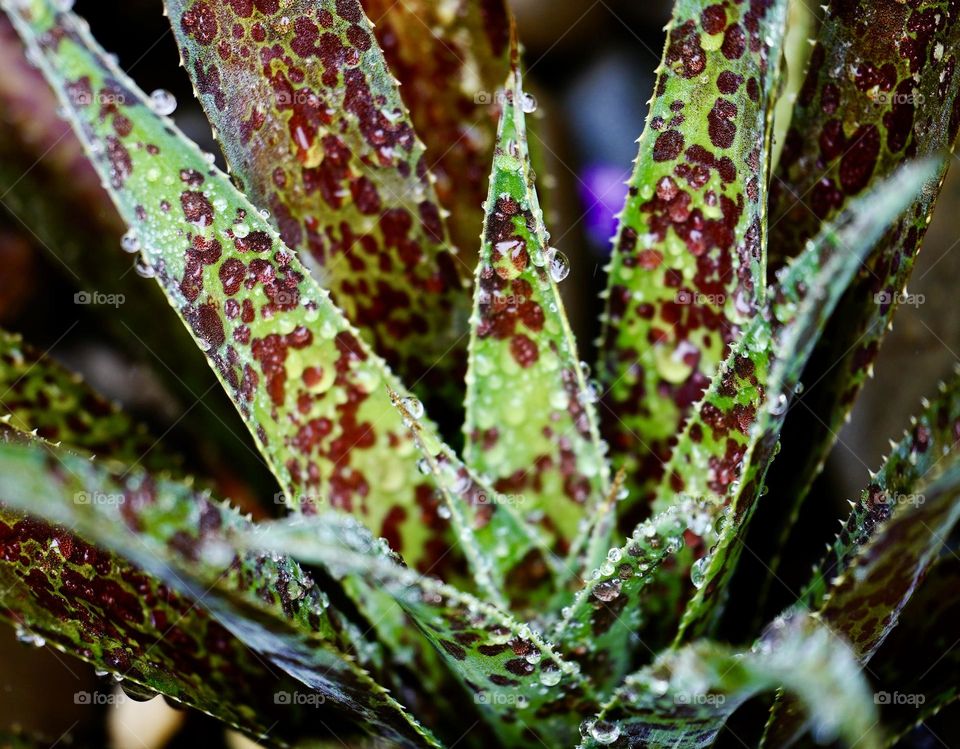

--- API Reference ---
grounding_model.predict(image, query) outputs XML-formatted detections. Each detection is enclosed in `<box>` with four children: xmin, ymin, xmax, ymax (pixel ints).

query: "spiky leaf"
<box><xmin>165</xmin><ymin>0</ymin><xmax>469</xmax><ymax>400</ymax></box>
<box><xmin>464</xmin><ymin>61</ymin><xmax>609</xmax><ymax>567</ymax></box>
<box><xmin>578</xmin><ymin>613</ymin><xmax>881</xmax><ymax>749</ymax></box>
<box><xmin>598</xmin><ymin>0</ymin><xmax>788</xmax><ymax>520</ymax></box>
<box><xmin>0</xmin><ymin>440</ymin><xmax>441</xmax><ymax>748</ymax></box>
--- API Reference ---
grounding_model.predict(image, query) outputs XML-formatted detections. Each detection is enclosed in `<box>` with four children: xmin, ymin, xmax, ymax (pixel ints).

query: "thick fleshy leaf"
<box><xmin>550</xmin><ymin>503</ymin><xmax>690</xmax><ymax>689</ymax></box>
<box><xmin>361</xmin><ymin>0</ymin><xmax>511</xmax><ymax>262</ymax></box>
<box><xmin>763</xmin><ymin>373</ymin><xmax>960</xmax><ymax>745</ymax></box>
<box><xmin>464</xmin><ymin>61</ymin><xmax>609</xmax><ymax>562</ymax></box>
<box><xmin>0</xmin><ymin>329</ymin><xmax>182</xmax><ymax>473</ymax></box>
<box><xmin>763</xmin><ymin>463</ymin><xmax>960</xmax><ymax>747</ymax></box>
<box><xmin>869</xmin><ymin>554</ymin><xmax>960</xmax><ymax>744</ymax></box>
<box><xmin>0</xmin><ymin>440</ymin><xmax>441</xmax><ymax>749</ymax></box>
<box><xmin>670</xmin><ymin>159</ymin><xmax>942</xmax><ymax>644</ymax></box>
<box><xmin>598</xmin><ymin>0</ymin><xmax>788</xmax><ymax>522</ymax></box>
<box><xmin>1</xmin><ymin>0</ymin><xmax>474</xmax><ymax>577</ymax></box>
<box><xmin>754</xmin><ymin>0</ymin><xmax>960</xmax><ymax>603</ymax></box>
<box><xmin>164</xmin><ymin>0</ymin><xmax>469</xmax><ymax>401</ymax></box>
<box><xmin>0</xmin><ymin>360</ymin><xmax>354</xmax><ymax>746</ymax></box>
<box><xmin>802</xmin><ymin>371</ymin><xmax>960</xmax><ymax>611</ymax></box>
<box><xmin>577</xmin><ymin>612</ymin><xmax>881</xmax><ymax>749</ymax></box>
<box><xmin>0</xmin><ymin>16</ymin><xmax>267</xmax><ymax>499</ymax></box>
<box><xmin>240</xmin><ymin>514</ymin><xmax>599</xmax><ymax>748</ymax></box>
<box><xmin>390</xmin><ymin>390</ymin><xmax>552</xmax><ymax>607</ymax></box>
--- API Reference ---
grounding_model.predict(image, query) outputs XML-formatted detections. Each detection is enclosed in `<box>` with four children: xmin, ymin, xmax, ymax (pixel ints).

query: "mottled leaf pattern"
<box><xmin>759</xmin><ymin>0</ymin><xmax>960</xmax><ymax>590</ymax></box>
<box><xmin>464</xmin><ymin>62</ymin><xmax>609</xmax><ymax>562</ymax></box>
<box><xmin>578</xmin><ymin>613</ymin><xmax>881</xmax><ymax>749</ymax></box>
<box><xmin>599</xmin><ymin>0</ymin><xmax>788</xmax><ymax>522</ymax></box>
<box><xmin>361</xmin><ymin>0</ymin><xmax>511</xmax><ymax>262</ymax></box>
<box><xmin>0</xmin><ymin>440</ymin><xmax>441</xmax><ymax>749</ymax></box>
<box><xmin>165</xmin><ymin>0</ymin><xmax>469</xmax><ymax>400</ymax></box>
<box><xmin>764</xmin><ymin>464</ymin><xmax>960</xmax><ymax>747</ymax></box>
<box><xmin>242</xmin><ymin>514</ymin><xmax>597</xmax><ymax>747</ymax></box>
<box><xmin>2</xmin><ymin>0</ymin><xmax>470</xmax><ymax>576</ymax></box>
<box><xmin>671</xmin><ymin>159</ymin><xmax>941</xmax><ymax>643</ymax></box>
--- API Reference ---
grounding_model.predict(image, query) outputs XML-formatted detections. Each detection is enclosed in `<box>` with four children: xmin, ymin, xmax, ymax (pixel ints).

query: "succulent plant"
<box><xmin>0</xmin><ymin>0</ymin><xmax>958</xmax><ymax>747</ymax></box>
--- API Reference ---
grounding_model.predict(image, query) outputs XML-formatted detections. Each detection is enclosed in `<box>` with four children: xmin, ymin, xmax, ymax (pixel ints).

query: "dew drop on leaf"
<box><xmin>148</xmin><ymin>88</ymin><xmax>177</xmax><ymax>116</ymax></box>
<box><xmin>691</xmin><ymin>555</ymin><xmax>710</xmax><ymax>589</ymax></box>
<box><xmin>593</xmin><ymin>579</ymin><xmax>622</xmax><ymax>602</ymax></box>
<box><xmin>539</xmin><ymin>664</ymin><xmax>562</xmax><ymax>686</ymax></box>
<box><xmin>546</xmin><ymin>248</ymin><xmax>570</xmax><ymax>282</ymax></box>
<box><xmin>400</xmin><ymin>396</ymin><xmax>424</xmax><ymax>419</ymax></box>
<box><xmin>134</xmin><ymin>255</ymin><xmax>155</xmax><ymax>278</ymax></box>
<box><xmin>120</xmin><ymin>229</ymin><xmax>140</xmax><ymax>254</ymax></box>
<box><xmin>590</xmin><ymin>720</ymin><xmax>621</xmax><ymax>745</ymax></box>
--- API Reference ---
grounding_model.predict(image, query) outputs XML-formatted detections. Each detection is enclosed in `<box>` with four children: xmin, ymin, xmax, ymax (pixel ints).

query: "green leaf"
<box><xmin>0</xmin><ymin>439</ymin><xmax>441</xmax><ymax>749</ymax></box>
<box><xmin>670</xmin><ymin>159</ymin><xmax>942</xmax><ymax>644</ymax></box>
<box><xmin>598</xmin><ymin>0</ymin><xmax>788</xmax><ymax>522</ymax></box>
<box><xmin>754</xmin><ymin>0</ymin><xmax>960</xmax><ymax>606</ymax></box>
<box><xmin>0</xmin><ymin>347</ymin><xmax>346</xmax><ymax>746</ymax></box>
<box><xmin>763</xmin><ymin>462</ymin><xmax>960</xmax><ymax>746</ymax></box>
<box><xmin>1</xmin><ymin>0</ymin><xmax>474</xmax><ymax>577</ymax></box>
<box><xmin>578</xmin><ymin>612</ymin><xmax>881</xmax><ymax>749</ymax></box>
<box><xmin>164</xmin><ymin>0</ymin><xmax>470</xmax><ymax>402</ymax></box>
<box><xmin>464</xmin><ymin>60</ymin><xmax>610</xmax><ymax>569</ymax></box>
<box><xmin>241</xmin><ymin>514</ymin><xmax>599</xmax><ymax>748</ymax></box>
<box><xmin>360</xmin><ymin>0</ymin><xmax>512</xmax><ymax>263</ymax></box>
<box><xmin>0</xmin><ymin>329</ymin><xmax>182</xmax><ymax>474</ymax></box>
<box><xmin>801</xmin><ymin>370</ymin><xmax>960</xmax><ymax>611</ymax></box>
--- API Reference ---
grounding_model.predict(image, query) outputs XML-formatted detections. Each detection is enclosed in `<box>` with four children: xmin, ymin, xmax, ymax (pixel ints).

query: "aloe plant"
<box><xmin>0</xmin><ymin>0</ymin><xmax>958</xmax><ymax>747</ymax></box>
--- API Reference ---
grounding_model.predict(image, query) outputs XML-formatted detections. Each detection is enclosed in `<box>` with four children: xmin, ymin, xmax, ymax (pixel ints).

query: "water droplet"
<box><xmin>590</xmin><ymin>720</ymin><xmax>621</xmax><ymax>745</ymax></box>
<box><xmin>546</xmin><ymin>248</ymin><xmax>570</xmax><ymax>282</ymax></box>
<box><xmin>417</xmin><ymin>457</ymin><xmax>431</xmax><ymax>475</ymax></box>
<box><xmin>525</xmin><ymin>650</ymin><xmax>542</xmax><ymax>665</ymax></box>
<box><xmin>593</xmin><ymin>579</ymin><xmax>621</xmax><ymax>602</ymax></box>
<box><xmin>769</xmin><ymin>393</ymin><xmax>788</xmax><ymax>416</ymax></box>
<box><xmin>120</xmin><ymin>229</ymin><xmax>140</xmax><ymax>254</ymax></box>
<box><xmin>400</xmin><ymin>396</ymin><xmax>424</xmax><ymax>419</ymax></box>
<box><xmin>203</xmin><ymin>152</ymin><xmax>216</xmax><ymax>165</ymax></box>
<box><xmin>691</xmin><ymin>555</ymin><xmax>710</xmax><ymax>589</ymax></box>
<box><xmin>539</xmin><ymin>664</ymin><xmax>562</xmax><ymax>686</ymax></box>
<box><xmin>14</xmin><ymin>626</ymin><xmax>45</xmax><ymax>648</ymax></box>
<box><xmin>606</xmin><ymin>547</ymin><xmax>622</xmax><ymax>564</ymax></box>
<box><xmin>794</xmin><ymin>381</ymin><xmax>805</xmax><ymax>395</ymax></box>
<box><xmin>148</xmin><ymin>88</ymin><xmax>177</xmax><ymax>116</ymax></box>
<box><xmin>134</xmin><ymin>255</ymin><xmax>155</xmax><ymax>278</ymax></box>
<box><xmin>233</xmin><ymin>222</ymin><xmax>250</xmax><ymax>239</ymax></box>
<box><xmin>436</xmin><ymin>504</ymin><xmax>451</xmax><ymax>520</ymax></box>
<box><xmin>521</xmin><ymin>92</ymin><xmax>538</xmax><ymax>114</ymax></box>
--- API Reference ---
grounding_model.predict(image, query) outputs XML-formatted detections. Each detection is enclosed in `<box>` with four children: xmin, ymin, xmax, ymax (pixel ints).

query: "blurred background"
<box><xmin>1</xmin><ymin>0</ymin><xmax>960</xmax><ymax>746</ymax></box>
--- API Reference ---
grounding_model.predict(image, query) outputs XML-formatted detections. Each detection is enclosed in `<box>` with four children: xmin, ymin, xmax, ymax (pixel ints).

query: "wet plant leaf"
<box><xmin>755</xmin><ymin>0</ymin><xmax>960</xmax><ymax>605</ymax></box>
<box><xmin>1</xmin><ymin>0</ymin><xmax>475</xmax><ymax>578</ymax></box>
<box><xmin>0</xmin><ymin>439</ymin><xmax>441</xmax><ymax>749</ymax></box>
<box><xmin>670</xmin><ymin>159</ymin><xmax>942</xmax><ymax>644</ymax></box>
<box><xmin>763</xmin><ymin>462</ymin><xmax>960</xmax><ymax>747</ymax></box>
<box><xmin>164</xmin><ymin>0</ymin><xmax>470</xmax><ymax>403</ymax></box>
<box><xmin>361</xmin><ymin>0</ymin><xmax>512</xmax><ymax>262</ymax></box>
<box><xmin>578</xmin><ymin>612</ymin><xmax>881</xmax><ymax>749</ymax></box>
<box><xmin>869</xmin><ymin>554</ymin><xmax>960</xmax><ymax>745</ymax></box>
<box><xmin>242</xmin><ymin>514</ymin><xmax>598</xmax><ymax>748</ymax></box>
<box><xmin>762</xmin><ymin>375</ymin><xmax>960</xmax><ymax>746</ymax></box>
<box><xmin>0</xmin><ymin>340</ymin><xmax>348</xmax><ymax>746</ymax></box>
<box><xmin>464</xmin><ymin>59</ymin><xmax>609</xmax><ymax>566</ymax></box>
<box><xmin>598</xmin><ymin>0</ymin><xmax>788</xmax><ymax>523</ymax></box>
